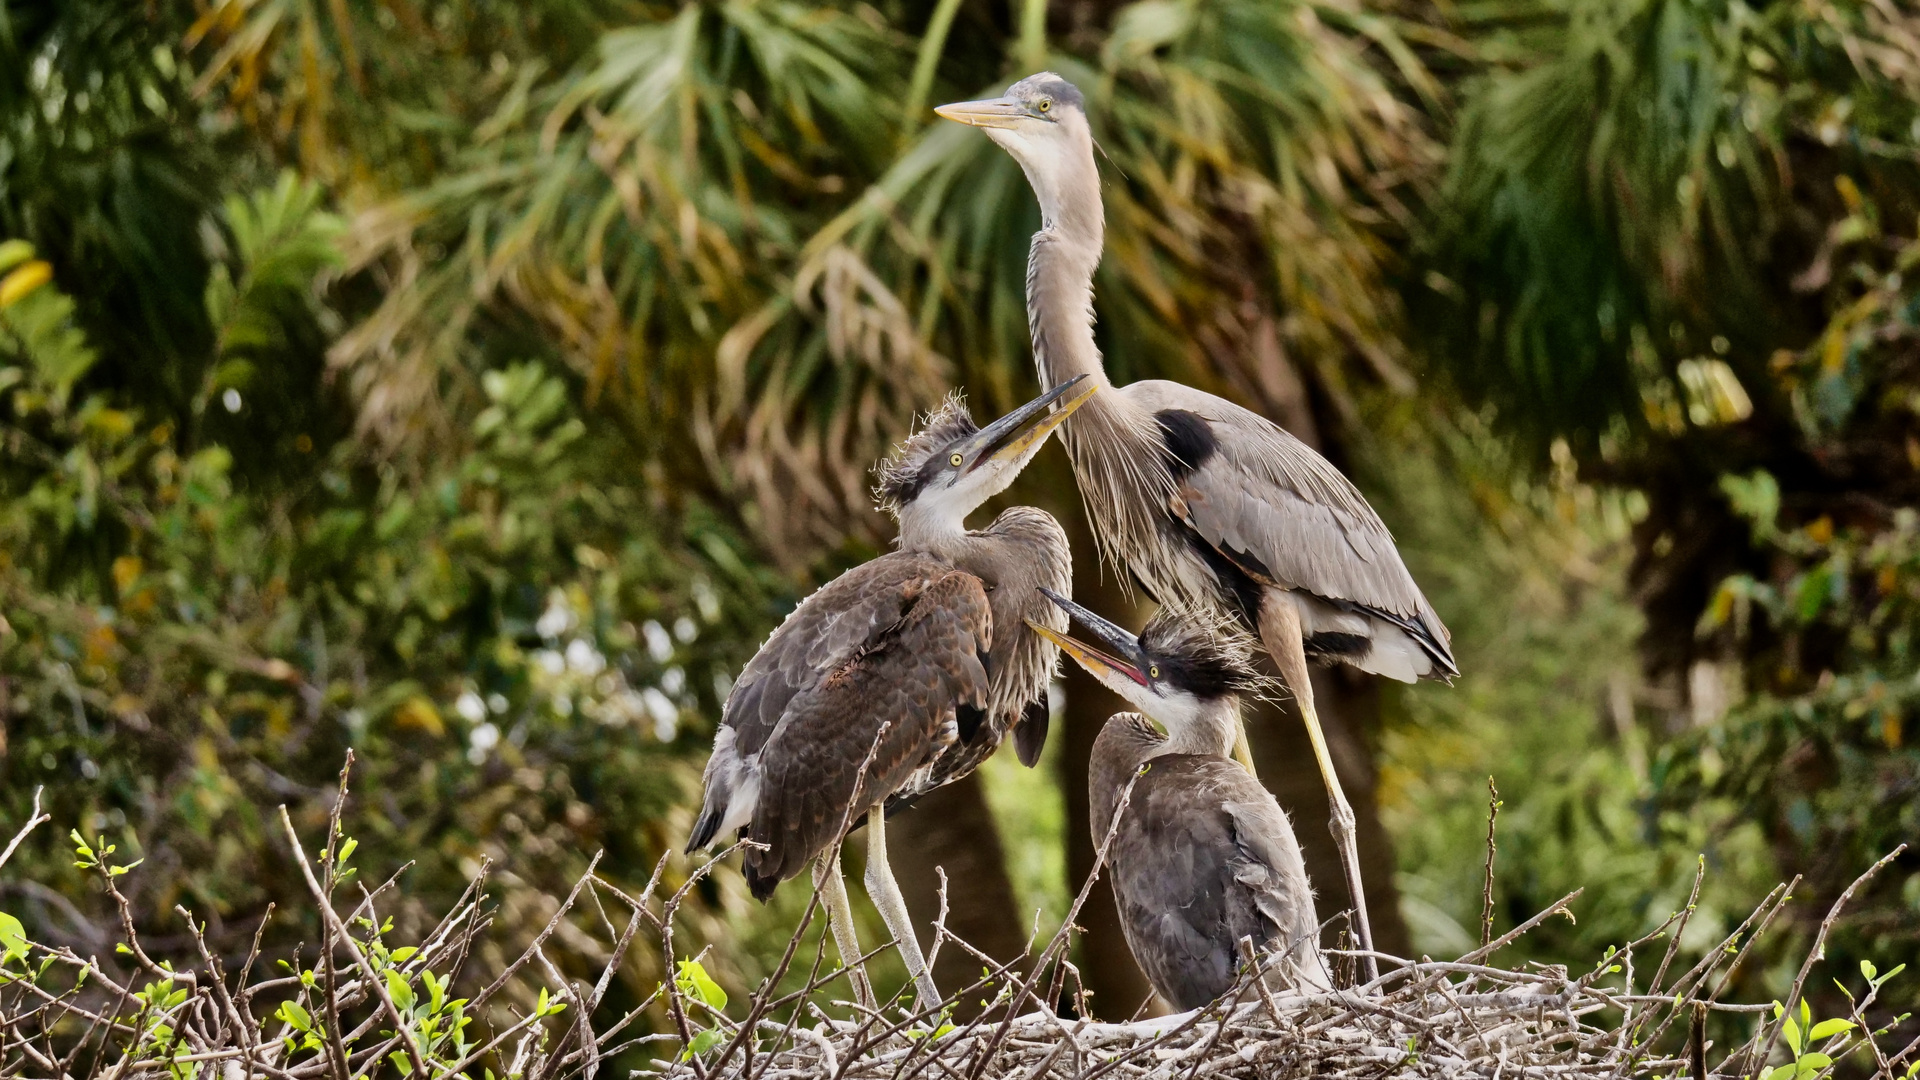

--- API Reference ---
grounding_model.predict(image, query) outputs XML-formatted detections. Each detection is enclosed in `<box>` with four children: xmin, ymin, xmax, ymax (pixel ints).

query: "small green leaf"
<box><xmin>1783</xmin><ymin>1016</ymin><xmax>1802</xmax><ymax>1056</ymax></box>
<box><xmin>1808</xmin><ymin>1019</ymin><xmax>1854</xmax><ymax>1041</ymax></box>
<box><xmin>1799</xmin><ymin>1052</ymin><xmax>1832</xmax><ymax>1074</ymax></box>
<box><xmin>688</xmin><ymin>1029</ymin><xmax>722</xmax><ymax>1057</ymax></box>
<box><xmin>1763</xmin><ymin>1065</ymin><xmax>1796</xmax><ymax>1080</ymax></box>
<box><xmin>675</xmin><ymin>960</ymin><xmax>728</xmax><ymax>1011</ymax></box>
<box><xmin>384</xmin><ymin>968</ymin><xmax>415</xmax><ymax>1011</ymax></box>
<box><xmin>389</xmin><ymin>1051</ymin><xmax>414</xmax><ymax>1076</ymax></box>
<box><xmin>0</xmin><ymin>912</ymin><xmax>27</xmax><ymax>966</ymax></box>
<box><xmin>389</xmin><ymin>946</ymin><xmax>419</xmax><ymax>964</ymax></box>
<box><xmin>1862</xmin><ymin>960</ymin><xmax>1878</xmax><ymax>983</ymax></box>
<box><xmin>276</xmin><ymin>1001</ymin><xmax>312</xmax><ymax>1032</ymax></box>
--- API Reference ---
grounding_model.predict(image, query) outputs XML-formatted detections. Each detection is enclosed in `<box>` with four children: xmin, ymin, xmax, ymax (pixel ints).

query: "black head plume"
<box><xmin>1138</xmin><ymin>607</ymin><xmax>1273</xmax><ymax>701</ymax></box>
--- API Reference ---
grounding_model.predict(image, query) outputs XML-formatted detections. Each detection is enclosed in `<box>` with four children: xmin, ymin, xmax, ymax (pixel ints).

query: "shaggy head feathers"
<box><xmin>873</xmin><ymin>393</ymin><xmax>979</xmax><ymax>516</ymax></box>
<box><xmin>1139</xmin><ymin>606</ymin><xmax>1275</xmax><ymax>702</ymax></box>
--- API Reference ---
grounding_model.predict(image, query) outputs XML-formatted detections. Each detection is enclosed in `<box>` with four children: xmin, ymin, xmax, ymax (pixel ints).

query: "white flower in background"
<box><xmin>536</xmin><ymin>589</ymin><xmax>575</xmax><ymax>639</ymax></box>
<box><xmin>641</xmin><ymin>620</ymin><xmax>673</xmax><ymax>662</ymax></box>
<box><xmin>487</xmin><ymin>693</ymin><xmax>508</xmax><ymax>714</ymax></box>
<box><xmin>692</xmin><ymin>577</ymin><xmax>721</xmax><ymax>623</ymax></box>
<box><xmin>565</xmin><ymin>637</ymin><xmax>605</xmax><ymax>675</ymax></box>
<box><xmin>455</xmin><ymin>691</ymin><xmax>486</xmax><ymax>723</ymax></box>
<box><xmin>535</xmin><ymin>649</ymin><xmax>564</xmax><ymax>675</ymax></box>
<box><xmin>661</xmin><ymin>666</ymin><xmax>686</xmax><ymax>696</ymax></box>
<box><xmin>642</xmin><ymin>687</ymin><xmax>678</xmax><ymax>741</ymax></box>
<box><xmin>712</xmin><ymin>670</ymin><xmax>734</xmax><ymax>703</ymax></box>
<box><xmin>468</xmin><ymin>721</ymin><xmax>500</xmax><ymax>764</ymax></box>
<box><xmin>673</xmin><ymin>616</ymin><xmax>698</xmax><ymax>643</ymax></box>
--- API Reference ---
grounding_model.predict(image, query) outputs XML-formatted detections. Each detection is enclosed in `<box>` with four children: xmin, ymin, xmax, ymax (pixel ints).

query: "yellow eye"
<box><xmin>950</xmin><ymin>453</ymin><xmax>964</xmax><ymax>467</ymax></box>
<box><xmin>1149</xmin><ymin>665</ymin><xmax>1160</xmax><ymax>679</ymax></box>
<box><xmin>1037</xmin><ymin>99</ymin><xmax>1051</xmax><ymax>113</ymax></box>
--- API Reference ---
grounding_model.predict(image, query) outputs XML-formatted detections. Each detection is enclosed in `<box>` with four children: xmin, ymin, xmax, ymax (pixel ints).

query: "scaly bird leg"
<box><xmin>813</xmin><ymin>848</ymin><xmax>878</xmax><ymax>1011</ymax></box>
<box><xmin>1258</xmin><ymin>590</ymin><xmax>1380</xmax><ymax>986</ymax></box>
<box><xmin>864</xmin><ymin>807</ymin><xmax>942</xmax><ymax>1013</ymax></box>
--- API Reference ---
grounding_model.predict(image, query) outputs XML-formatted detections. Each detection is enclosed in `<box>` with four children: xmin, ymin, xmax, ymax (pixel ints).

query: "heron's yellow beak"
<box><xmin>980</xmin><ymin>379</ymin><xmax>1096</xmax><ymax>468</ymax></box>
<box><xmin>934</xmin><ymin>97</ymin><xmax>1025</xmax><ymax>130</ymax></box>
<box><xmin>1024</xmin><ymin>618</ymin><xmax>1149</xmax><ymax>687</ymax></box>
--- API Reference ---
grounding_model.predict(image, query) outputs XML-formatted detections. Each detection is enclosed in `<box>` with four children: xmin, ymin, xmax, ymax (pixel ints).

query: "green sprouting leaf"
<box><xmin>0</xmin><ymin>912</ymin><xmax>27</xmax><ymax>966</ymax></box>
<box><xmin>389</xmin><ymin>946</ymin><xmax>419</xmax><ymax>965</ymax></box>
<box><xmin>1875</xmin><ymin>964</ymin><xmax>1906</xmax><ymax>988</ymax></box>
<box><xmin>1763</xmin><ymin>1064</ymin><xmax>1797</xmax><ymax>1080</ymax></box>
<box><xmin>1862</xmin><ymin>960</ymin><xmax>1878</xmax><ymax>983</ymax></box>
<box><xmin>1808</xmin><ymin>1019</ymin><xmax>1854</xmax><ymax>1041</ymax></box>
<box><xmin>1799</xmin><ymin>1052</ymin><xmax>1832</xmax><ymax>1073</ymax></box>
<box><xmin>384</xmin><ymin>968</ymin><xmax>415</xmax><ymax>1011</ymax></box>
<box><xmin>687</xmin><ymin>1029</ymin><xmax>722</xmax><ymax>1058</ymax></box>
<box><xmin>675</xmin><ymin>960</ymin><xmax>728</xmax><ymax>1011</ymax></box>
<box><xmin>276</xmin><ymin>1001</ymin><xmax>312</xmax><ymax>1032</ymax></box>
<box><xmin>389</xmin><ymin>1051</ymin><xmax>415</xmax><ymax>1076</ymax></box>
<box><xmin>1783</xmin><ymin>1016</ymin><xmax>1802</xmax><ymax>1056</ymax></box>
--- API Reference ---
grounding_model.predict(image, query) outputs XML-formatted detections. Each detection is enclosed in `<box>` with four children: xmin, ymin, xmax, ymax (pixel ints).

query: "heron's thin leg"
<box><xmin>813</xmin><ymin>848</ymin><xmax>878</xmax><ymax>1010</ymax></box>
<box><xmin>863</xmin><ymin>808</ymin><xmax>941</xmax><ymax>1012</ymax></box>
<box><xmin>1257</xmin><ymin>590</ymin><xmax>1380</xmax><ymax>986</ymax></box>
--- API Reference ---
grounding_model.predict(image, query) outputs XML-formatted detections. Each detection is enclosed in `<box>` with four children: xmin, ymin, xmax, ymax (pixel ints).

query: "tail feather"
<box><xmin>686</xmin><ymin>806</ymin><xmax>722</xmax><ymax>854</ymax></box>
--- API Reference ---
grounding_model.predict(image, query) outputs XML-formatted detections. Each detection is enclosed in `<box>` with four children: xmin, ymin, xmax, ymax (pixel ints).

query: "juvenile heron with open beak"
<box><xmin>939</xmin><ymin>73</ymin><xmax>1457</xmax><ymax>981</ymax></box>
<box><xmin>689</xmin><ymin>377</ymin><xmax>1096</xmax><ymax>1012</ymax></box>
<box><xmin>1029</xmin><ymin>592</ymin><xmax>1330</xmax><ymax>1009</ymax></box>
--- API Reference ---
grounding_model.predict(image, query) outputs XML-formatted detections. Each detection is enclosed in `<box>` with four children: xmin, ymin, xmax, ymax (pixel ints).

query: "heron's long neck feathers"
<box><xmin>1026</xmin><ymin>224</ymin><xmax>1184</xmax><ymax>603</ymax></box>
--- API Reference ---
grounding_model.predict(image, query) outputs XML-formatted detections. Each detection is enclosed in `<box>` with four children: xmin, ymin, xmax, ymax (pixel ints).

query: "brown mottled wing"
<box><xmin>723</xmin><ymin>551</ymin><xmax>956</xmax><ymax>761</ymax></box>
<box><xmin>741</xmin><ymin>572</ymin><xmax>992</xmax><ymax>893</ymax></box>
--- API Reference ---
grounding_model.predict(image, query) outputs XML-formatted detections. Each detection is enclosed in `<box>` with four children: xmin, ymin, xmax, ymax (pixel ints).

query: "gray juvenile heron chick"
<box><xmin>688</xmin><ymin>376</ymin><xmax>1094</xmax><ymax>1013</ymax></box>
<box><xmin>1028</xmin><ymin>593</ymin><xmax>1331</xmax><ymax>1009</ymax></box>
<box><xmin>938</xmin><ymin>73</ymin><xmax>1456</xmax><ymax>980</ymax></box>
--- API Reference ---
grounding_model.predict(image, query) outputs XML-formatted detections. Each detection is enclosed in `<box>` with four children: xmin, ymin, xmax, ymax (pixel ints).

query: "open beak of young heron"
<box><xmin>958</xmin><ymin>374</ymin><xmax>1096</xmax><ymax>476</ymax></box>
<box><xmin>932</xmin><ymin>96</ymin><xmax>1027</xmax><ymax>130</ymax></box>
<box><xmin>1025</xmin><ymin>587</ymin><xmax>1151</xmax><ymax>695</ymax></box>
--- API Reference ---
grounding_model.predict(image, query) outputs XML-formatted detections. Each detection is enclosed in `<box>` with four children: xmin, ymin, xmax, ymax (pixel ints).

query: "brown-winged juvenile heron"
<box><xmin>1028</xmin><ymin>591</ymin><xmax>1330</xmax><ymax>1009</ymax></box>
<box><xmin>688</xmin><ymin>376</ymin><xmax>1095</xmax><ymax>1012</ymax></box>
<box><xmin>938</xmin><ymin>73</ymin><xmax>1456</xmax><ymax>980</ymax></box>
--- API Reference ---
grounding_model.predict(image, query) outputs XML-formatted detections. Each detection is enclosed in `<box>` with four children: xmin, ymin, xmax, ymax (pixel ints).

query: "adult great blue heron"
<box><xmin>688</xmin><ymin>376</ymin><xmax>1094</xmax><ymax>1012</ymax></box>
<box><xmin>938</xmin><ymin>74</ymin><xmax>1457</xmax><ymax>979</ymax></box>
<box><xmin>1029</xmin><ymin>592</ymin><xmax>1330</xmax><ymax>1009</ymax></box>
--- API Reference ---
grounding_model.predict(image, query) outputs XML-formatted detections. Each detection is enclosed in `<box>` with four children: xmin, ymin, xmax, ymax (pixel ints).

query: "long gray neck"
<box><xmin>1026</xmin><ymin>220</ymin><xmax>1107</xmax><ymax>396</ymax></box>
<box><xmin>1024</xmin><ymin>213</ymin><xmax>1181</xmax><ymax>599</ymax></box>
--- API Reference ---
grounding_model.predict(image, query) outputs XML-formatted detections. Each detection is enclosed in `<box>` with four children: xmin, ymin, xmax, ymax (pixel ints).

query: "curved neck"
<box><xmin>1161</xmin><ymin>702</ymin><xmax>1240</xmax><ymax>759</ymax></box>
<box><xmin>1026</xmin><ymin>224</ymin><xmax>1108</xmax><ymax>395</ymax></box>
<box><xmin>896</xmin><ymin>502</ymin><xmax>968</xmax><ymax>555</ymax></box>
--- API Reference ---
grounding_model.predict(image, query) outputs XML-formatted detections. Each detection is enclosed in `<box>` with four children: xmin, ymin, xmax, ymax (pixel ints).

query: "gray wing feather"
<box><xmin>1129</xmin><ymin>381</ymin><xmax>1452</xmax><ymax>663</ymax></box>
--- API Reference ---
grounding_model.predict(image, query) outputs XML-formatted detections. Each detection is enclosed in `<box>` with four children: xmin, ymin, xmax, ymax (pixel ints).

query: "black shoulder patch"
<box><xmin>1155</xmin><ymin>410</ymin><xmax>1218</xmax><ymax>482</ymax></box>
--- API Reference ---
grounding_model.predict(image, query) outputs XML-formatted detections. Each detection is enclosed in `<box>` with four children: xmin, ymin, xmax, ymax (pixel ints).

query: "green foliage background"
<box><xmin>1</xmin><ymin>0</ymin><xmax>1916</xmax><ymax>1049</ymax></box>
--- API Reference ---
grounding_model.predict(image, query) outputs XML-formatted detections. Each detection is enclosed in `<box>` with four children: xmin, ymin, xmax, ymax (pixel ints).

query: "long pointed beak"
<box><xmin>1026</xmin><ymin>588</ymin><xmax>1150</xmax><ymax>687</ymax></box>
<box><xmin>963</xmin><ymin>375</ymin><xmax>1096</xmax><ymax>473</ymax></box>
<box><xmin>934</xmin><ymin>97</ymin><xmax>1025</xmax><ymax>130</ymax></box>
